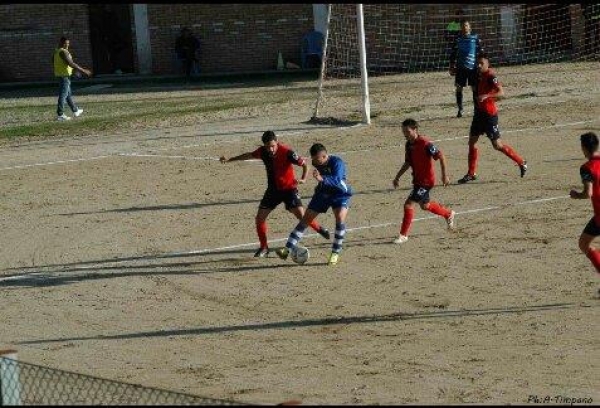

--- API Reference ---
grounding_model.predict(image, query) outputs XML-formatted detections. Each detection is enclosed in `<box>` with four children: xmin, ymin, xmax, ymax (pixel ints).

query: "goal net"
<box><xmin>311</xmin><ymin>3</ymin><xmax>600</xmax><ymax>125</ymax></box>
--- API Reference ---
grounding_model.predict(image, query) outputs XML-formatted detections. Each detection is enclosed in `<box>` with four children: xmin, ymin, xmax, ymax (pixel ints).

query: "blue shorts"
<box><xmin>308</xmin><ymin>192</ymin><xmax>351</xmax><ymax>213</ymax></box>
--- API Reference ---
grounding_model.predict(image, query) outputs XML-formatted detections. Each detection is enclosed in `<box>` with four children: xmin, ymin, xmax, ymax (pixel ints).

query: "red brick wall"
<box><xmin>146</xmin><ymin>4</ymin><xmax>315</xmax><ymax>74</ymax></box>
<box><xmin>0</xmin><ymin>4</ymin><xmax>93</xmax><ymax>81</ymax></box>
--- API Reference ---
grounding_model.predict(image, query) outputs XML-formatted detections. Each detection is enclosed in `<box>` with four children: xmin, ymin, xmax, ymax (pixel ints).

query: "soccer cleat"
<box><xmin>318</xmin><ymin>228</ymin><xmax>331</xmax><ymax>240</ymax></box>
<box><xmin>456</xmin><ymin>109</ymin><xmax>463</xmax><ymax>118</ymax></box>
<box><xmin>446</xmin><ymin>211</ymin><xmax>456</xmax><ymax>230</ymax></box>
<box><xmin>519</xmin><ymin>161</ymin><xmax>528</xmax><ymax>178</ymax></box>
<box><xmin>57</xmin><ymin>114</ymin><xmax>71</xmax><ymax>121</ymax></box>
<box><xmin>328</xmin><ymin>252</ymin><xmax>339</xmax><ymax>266</ymax></box>
<box><xmin>74</xmin><ymin>108</ymin><xmax>84</xmax><ymax>117</ymax></box>
<box><xmin>393</xmin><ymin>235</ymin><xmax>409</xmax><ymax>244</ymax></box>
<box><xmin>457</xmin><ymin>174</ymin><xmax>477</xmax><ymax>184</ymax></box>
<box><xmin>275</xmin><ymin>247</ymin><xmax>289</xmax><ymax>260</ymax></box>
<box><xmin>254</xmin><ymin>247</ymin><xmax>270</xmax><ymax>258</ymax></box>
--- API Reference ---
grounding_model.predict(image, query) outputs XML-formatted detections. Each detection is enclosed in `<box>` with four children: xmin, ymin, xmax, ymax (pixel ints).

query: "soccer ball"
<box><xmin>291</xmin><ymin>245</ymin><xmax>310</xmax><ymax>265</ymax></box>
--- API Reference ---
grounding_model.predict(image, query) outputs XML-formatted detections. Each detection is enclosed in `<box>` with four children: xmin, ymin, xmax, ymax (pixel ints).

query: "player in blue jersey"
<box><xmin>276</xmin><ymin>143</ymin><xmax>352</xmax><ymax>266</ymax></box>
<box><xmin>449</xmin><ymin>20</ymin><xmax>484</xmax><ymax>118</ymax></box>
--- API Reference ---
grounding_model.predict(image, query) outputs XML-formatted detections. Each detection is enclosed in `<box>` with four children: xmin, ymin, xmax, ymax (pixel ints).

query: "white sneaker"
<box><xmin>393</xmin><ymin>235</ymin><xmax>409</xmax><ymax>244</ymax></box>
<box><xmin>57</xmin><ymin>114</ymin><xmax>71</xmax><ymax>121</ymax></box>
<box><xmin>446</xmin><ymin>211</ymin><xmax>456</xmax><ymax>230</ymax></box>
<box><xmin>74</xmin><ymin>108</ymin><xmax>84</xmax><ymax>117</ymax></box>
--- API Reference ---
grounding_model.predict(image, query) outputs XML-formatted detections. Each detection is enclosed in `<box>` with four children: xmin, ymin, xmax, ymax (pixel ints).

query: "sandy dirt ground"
<box><xmin>0</xmin><ymin>62</ymin><xmax>598</xmax><ymax>405</ymax></box>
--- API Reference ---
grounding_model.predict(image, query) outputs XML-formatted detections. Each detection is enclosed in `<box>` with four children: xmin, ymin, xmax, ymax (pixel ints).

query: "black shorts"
<box><xmin>407</xmin><ymin>186</ymin><xmax>432</xmax><ymax>204</ymax></box>
<box><xmin>470</xmin><ymin>111</ymin><xmax>501</xmax><ymax>141</ymax></box>
<box><xmin>259</xmin><ymin>188</ymin><xmax>302</xmax><ymax>211</ymax></box>
<box><xmin>583</xmin><ymin>217</ymin><xmax>600</xmax><ymax>236</ymax></box>
<box><xmin>455</xmin><ymin>67</ymin><xmax>477</xmax><ymax>88</ymax></box>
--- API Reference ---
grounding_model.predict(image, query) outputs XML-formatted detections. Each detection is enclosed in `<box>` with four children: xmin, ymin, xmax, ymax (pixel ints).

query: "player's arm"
<box><xmin>298</xmin><ymin>161</ymin><xmax>308</xmax><ymax>184</ymax></box>
<box><xmin>449</xmin><ymin>40</ymin><xmax>458</xmax><ymax>74</ymax></box>
<box><xmin>288</xmin><ymin>150</ymin><xmax>308</xmax><ymax>184</ymax></box>
<box><xmin>479</xmin><ymin>77</ymin><xmax>504</xmax><ymax>102</ymax></box>
<box><xmin>437</xmin><ymin>151</ymin><xmax>450</xmax><ymax>186</ymax></box>
<box><xmin>393</xmin><ymin>162</ymin><xmax>410</xmax><ymax>189</ymax></box>
<box><xmin>60</xmin><ymin>50</ymin><xmax>91</xmax><ymax>77</ymax></box>
<box><xmin>570</xmin><ymin>167</ymin><xmax>593</xmax><ymax>199</ymax></box>
<box><xmin>219</xmin><ymin>152</ymin><xmax>254</xmax><ymax>163</ymax></box>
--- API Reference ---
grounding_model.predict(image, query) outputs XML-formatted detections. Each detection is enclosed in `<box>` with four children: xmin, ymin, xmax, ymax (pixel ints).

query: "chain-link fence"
<box><xmin>0</xmin><ymin>354</ymin><xmax>247</xmax><ymax>406</ymax></box>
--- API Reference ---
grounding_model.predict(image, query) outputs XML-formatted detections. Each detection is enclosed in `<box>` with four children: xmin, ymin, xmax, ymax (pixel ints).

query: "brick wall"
<box><xmin>146</xmin><ymin>4</ymin><xmax>314</xmax><ymax>74</ymax></box>
<box><xmin>0</xmin><ymin>4</ymin><xmax>93</xmax><ymax>81</ymax></box>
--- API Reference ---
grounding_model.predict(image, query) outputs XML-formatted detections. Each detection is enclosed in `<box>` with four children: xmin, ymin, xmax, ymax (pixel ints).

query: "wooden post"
<box><xmin>0</xmin><ymin>350</ymin><xmax>21</xmax><ymax>406</ymax></box>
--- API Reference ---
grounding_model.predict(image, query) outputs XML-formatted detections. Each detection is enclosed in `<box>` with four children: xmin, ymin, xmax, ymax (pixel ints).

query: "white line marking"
<box><xmin>0</xmin><ymin>156</ymin><xmax>112</xmax><ymax>172</ymax></box>
<box><xmin>0</xmin><ymin>194</ymin><xmax>572</xmax><ymax>279</ymax></box>
<box><xmin>120</xmin><ymin>153</ymin><xmax>221</xmax><ymax>161</ymax></box>
<box><xmin>0</xmin><ymin>119</ymin><xmax>597</xmax><ymax>171</ymax></box>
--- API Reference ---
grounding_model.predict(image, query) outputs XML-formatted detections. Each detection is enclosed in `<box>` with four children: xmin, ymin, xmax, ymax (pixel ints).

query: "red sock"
<box><xmin>426</xmin><ymin>201</ymin><xmax>452</xmax><ymax>219</ymax></box>
<box><xmin>308</xmin><ymin>219</ymin><xmax>322</xmax><ymax>232</ymax></box>
<box><xmin>468</xmin><ymin>145</ymin><xmax>478</xmax><ymax>176</ymax></box>
<box><xmin>256</xmin><ymin>219</ymin><xmax>268</xmax><ymax>249</ymax></box>
<box><xmin>586</xmin><ymin>249</ymin><xmax>600</xmax><ymax>274</ymax></box>
<box><xmin>400</xmin><ymin>207</ymin><xmax>415</xmax><ymax>236</ymax></box>
<box><xmin>501</xmin><ymin>144</ymin><xmax>524</xmax><ymax>165</ymax></box>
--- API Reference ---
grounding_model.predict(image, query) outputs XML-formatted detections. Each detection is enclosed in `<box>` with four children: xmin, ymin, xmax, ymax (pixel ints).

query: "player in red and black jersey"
<box><xmin>570</xmin><ymin>132</ymin><xmax>600</xmax><ymax>277</ymax></box>
<box><xmin>457</xmin><ymin>53</ymin><xmax>528</xmax><ymax>184</ymax></box>
<box><xmin>220</xmin><ymin>131</ymin><xmax>330</xmax><ymax>257</ymax></box>
<box><xmin>392</xmin><ymin>119</ymin><xmax>456</xmax><ymax>244</ymax></box>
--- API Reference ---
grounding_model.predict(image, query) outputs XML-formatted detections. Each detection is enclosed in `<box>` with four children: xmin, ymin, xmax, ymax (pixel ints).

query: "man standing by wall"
<box><xmin>53</xmin><ymin>37</ymin><xmax>92</xmax><ymax>121</ymax></box>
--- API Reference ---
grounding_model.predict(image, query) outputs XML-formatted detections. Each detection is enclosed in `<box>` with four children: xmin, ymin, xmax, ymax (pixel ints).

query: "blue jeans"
<box><xmin>57</xmin><ymin>76</ymin><xmax>77</xmax><ymax>116</ymax></box>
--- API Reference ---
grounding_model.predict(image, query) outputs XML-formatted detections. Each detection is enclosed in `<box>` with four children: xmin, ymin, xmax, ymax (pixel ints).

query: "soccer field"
<box><xmin>0</xmin><ymin>62</ymin><xmax>598</xmax><ymax>404</ymax></box>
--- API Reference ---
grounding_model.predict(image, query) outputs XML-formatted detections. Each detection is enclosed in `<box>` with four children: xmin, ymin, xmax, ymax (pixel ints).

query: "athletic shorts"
<box><xmin>407</xmin><ymin>186</ymin><xmax>432</xmax><ymax>204</ymax></box>
<box><xmin>455</xmin><ymin>67</ymin><xmax>478</xmax><ymax>88</ymax></box>
<box><xmin>470</xmin><ymin>111</ymin><xmax>501</xmax><ymax>141</ymax></box>
<box><xmin>307</xmin><ymin>192</ymin><xmax>351</xmax><ymax>214</ymax></box>
<box><xmin>259</xmin><ymin>188</ymin><xmax>302</xmax><ymax>211</ymax></box>
<box><xmin>583</xmin><ymin>217</ymin><xmax>600</xmax><ymax>236</ymax></box>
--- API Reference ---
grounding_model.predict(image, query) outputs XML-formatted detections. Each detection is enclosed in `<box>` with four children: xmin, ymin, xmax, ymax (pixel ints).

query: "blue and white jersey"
<box><xmin>451</xmin><ymin>33</ymin><xmax>483</xmax><ymax>70</ymax></box>
<box><xmin>314</xmin><ymin>155</ymin><xmax>353</xmax><ymax>197</ymax></box>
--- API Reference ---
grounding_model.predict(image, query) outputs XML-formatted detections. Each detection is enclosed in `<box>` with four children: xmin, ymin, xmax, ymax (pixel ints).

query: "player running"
<box><xmin>570</xmin><ymin>132</ymin><xmax>600</xmax><ymax>277</ymax></box>
<box><xmin>276</xmin><ymin>143</ymin><xmax>352</xmax><ymax>266</ymax></box>
<box><xmin>392</xmin><ymin>118</ymin><xmax>455</xmax><ymax>244</ymax></box>
<box><xmin>220</xmin><ymin>131</ymin><xmax>330</xmax><ymax>258</ymax></box>
<box><xmin>457</xmin><ymin>53</ymin><xmax>528</xmax><ymax>184</ymax></box>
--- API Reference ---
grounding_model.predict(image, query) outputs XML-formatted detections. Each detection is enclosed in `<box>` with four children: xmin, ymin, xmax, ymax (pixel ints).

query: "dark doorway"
<box><xmin>88</xmin><ymin>4</ymin><xmax>135</xmax><ymax>75</ymax></box>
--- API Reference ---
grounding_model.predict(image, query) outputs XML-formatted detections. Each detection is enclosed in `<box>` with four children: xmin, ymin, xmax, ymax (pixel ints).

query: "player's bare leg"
<box><xmin>491</xmin><ymin>138</ymin><xmax>528</xmax><ymax>177</ymax></box>
<box><xmin>289</xmin><ymin>206</ymin><xmax>330</xmax><ymax>240</ymax></box>
<box><xmin>276</xmin><ymin>209</ymin><xmax>319</xmax><ymax>260</ymax></box>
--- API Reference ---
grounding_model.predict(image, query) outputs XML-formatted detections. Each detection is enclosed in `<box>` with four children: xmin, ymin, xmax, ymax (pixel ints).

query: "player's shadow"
<box><xmin>56</xmin><ymin>188</ymin><xmax>400</xmax><ymax>216</ymax></box>
<box><xmin>18</xmin><ymin>302</ymin><xmax>587</xmax><ymax>346</ymax></box>
<box><xmin>0</xmin><ymin>257</ymin><xmax>314</xmax><ymax>289</ymax></box>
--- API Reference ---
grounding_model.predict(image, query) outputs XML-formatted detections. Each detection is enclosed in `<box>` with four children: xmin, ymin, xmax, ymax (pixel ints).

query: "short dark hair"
<box><xmin>478</xmin><ymin>52</ymin><xmax>489</xmax><ymax>60</ymax></box>
<box><xmin>59</xmin><ymin>37</ymin><xmax>69</xmax><ymax>46</ymax></box>
<box><xmin>309</xmin><ymin>143</ymin><xmax>327</xmax><ymax>156</ymax></box>
<box><xmin>581</xmin><ymin>132</ymin><xmax>599</xmax><ymax>153</ymax></box>
<box><xmin>261</xmin><ymin>130</ymin><xmax>277</xmax><ymax>144</ymax></box>
<box><xmin>401</xmin><ymin>118</ymin><xmax>418</xmax><ymax>129</ymax></box>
